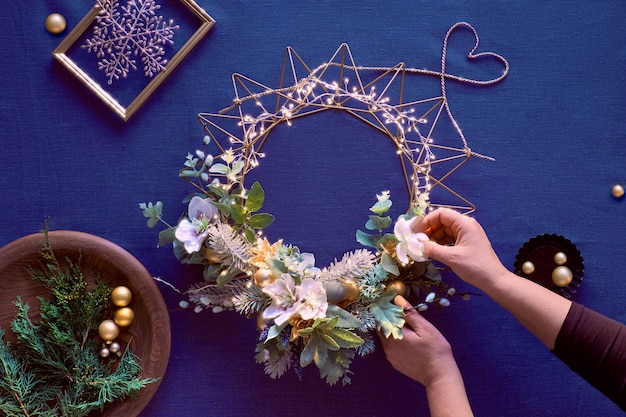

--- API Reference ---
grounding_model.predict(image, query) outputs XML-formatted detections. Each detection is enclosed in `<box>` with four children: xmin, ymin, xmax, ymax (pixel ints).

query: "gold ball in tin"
<box><xmin>553</xmin><ymin>252</ymin><xmax>567</xmax><ymax>266</ymax></box>
<box><xmin>521</xmin><ymin>261</ymin><xmax>535</xmax><ymax>275</ymax></box>
<box><xmin>114</xmin><ymin>307</ymin><xmax>135</xmax><ymax>327</ymax></box>
<box><xmin>111</xmin><ymin>286</ymin><xmax>132</xmax><ymax>307</ymax></box>
<box><xmin>342</xmin><ymin>279</ymin><xmax>360</xmax><ymax>303</ymax></box>
<box><xmin>386</xmin><ymin>280</ymin><xmax>408</xmax><ymax>298</ymax></box>
<box><xmin>98</xmin><ymin>320</ymin><xmax>120</xmax><ymax>342</ymax></box>
<box><xmin>552</xmin><ymin>266</ymin><xmax>573</xmax><ymax>287</ymax></box>
<box><xmin>253</xmin><ymin>268</ymin><xmax>276</xmax><ymax>288</ymax></box>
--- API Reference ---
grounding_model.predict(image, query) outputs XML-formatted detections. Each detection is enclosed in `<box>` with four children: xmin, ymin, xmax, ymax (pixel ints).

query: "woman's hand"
<box><xmin>413</xmin><ymin>208</ymin><xmax>509</xmax><ymax>292</ymax></box>
<box><xmin>379</xmin><ymin>295</ymin><xmax>473</xmax><ymax>416</ymax></box>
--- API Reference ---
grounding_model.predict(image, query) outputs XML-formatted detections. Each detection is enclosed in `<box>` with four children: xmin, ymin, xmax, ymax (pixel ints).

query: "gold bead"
<box><xmin>109</xmin><ymin>341</ymin><xmax>121</xmax><ymax>353</ymax></box>
<box><xmin>521</xmin><ymin>261</ymin><xmax>535</xmax><ymax>275</ymax></box>
<box><xmin>342</xmin><ymin>279</ymin><xmax>360</xmax><ymax>303</ymax></box>
<box><xmin>253</xmin><ymin>268</ymin><xmax>275</xmax><ymax>288</ymax></box>
<box><xmin>553</xmin><ymin>252</ymin><xmax>567</xmax><ymax>266</ymax></box>
<box><xmin>114</xmin><ymin>307</ymin><xmax>135</xmax><ymax>327</ymax></box>
<box><xmin>98</xmin><ymin>320</ymin><xmax>120</xmax><ymax>342</ymax></box>
<box><xmin>45</xmin><ymin>13</ymin><xmax>66</xmax><ymax>34</ymax></box>
<box><xmin>612</xmin><ymin>184</ymin><xmax>625</xmax><ymax>199</ymax></box>
<box><xmin>386</xmin><ymin>280</ymin><xmax>408</xmax><ymax>298</ymax></box>
<box><xmin>256</xmin><ymin>313</ymin><xmax>268</xmax><ymax>331</ymax></box>
<box><xmin>552</xmin><ymin>266</ymin><xmax>573</xmax><ymax>287</ymax></box>
<box><xmin>111</xmin><ymin>286</ymin><xmax>132</xmax><ymax>307</ymax></box>
<box><xmin>204</xmin><ymin>247</ymin><xmax>222</xmax><ymax>264</ymax></box>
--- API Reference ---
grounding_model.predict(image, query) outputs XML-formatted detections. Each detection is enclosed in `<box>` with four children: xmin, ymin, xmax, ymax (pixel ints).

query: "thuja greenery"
<box><xmin>0</xmin><ymin>229</ymin><xmax>156</xmax><ymax>417</ymax></box>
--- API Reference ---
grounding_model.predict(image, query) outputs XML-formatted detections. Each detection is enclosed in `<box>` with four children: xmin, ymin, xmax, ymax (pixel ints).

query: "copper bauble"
<box><xmin>612</xmin><ymin>184</ymin><xmax>625</xmax><ymax>199</ymax></box>
<box><xmin>342</xmin><ymin>279</ymin><xmax>360</xmax><ymax>303</ymax></box>
<box><xmin>553</xmin><ymin>252</ymin><xmax>567</xmax><ymax>266</ymax></box>
<box><xmin>386</xmin><ymin>280</ymin><xmax>408</xmax><ymax>297</ymax></box>
<box><xmin>111</xmin><ymin>285</ymin><xmax>132</xmax><ymax>307</ymax></box>
<box><xmin>98</xmin><ymin>320</ymin><xmax>120</xmax><ymax>342</ymax></box>
<box><xmin>253</xmin><ymin>268</ymin><xmax>276</xmax><ymax>288</ymax></box>
<box><xmin>114</xmin><ymin>307</ymin><xmax>135</xmax><ymax>327</ymax></box>
<box><xmin>204</xmin><ymin>247</ymin><xmax>222</xmax><ymax>264</ymax></box>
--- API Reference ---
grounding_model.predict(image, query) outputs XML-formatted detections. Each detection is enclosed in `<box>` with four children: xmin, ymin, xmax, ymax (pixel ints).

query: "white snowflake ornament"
<box><xmin>82</xmin><ymin>0</ymin><xmax>179</xmax><ymax>84</ymax></box>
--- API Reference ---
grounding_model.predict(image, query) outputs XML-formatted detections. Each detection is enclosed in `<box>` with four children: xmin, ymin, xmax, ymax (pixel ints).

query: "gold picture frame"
<box><xmin>52</xmin><ymin>1</ymin><xmax>215</xmax><ymax>121</ymax></box>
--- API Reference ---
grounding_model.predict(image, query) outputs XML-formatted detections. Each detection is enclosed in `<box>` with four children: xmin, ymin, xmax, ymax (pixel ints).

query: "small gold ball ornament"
<box><xmin>109</xmin><ymin>341</ymin><xmax>121</xmax><ymax>353</ymax></box>
<box><xmin>612</xmin><ymin>184</ymin><xmax>625</xmax><ymax>199</ymax></box>
<box><xmin>552</xmin><ymin>266</ymin><xmax>573</xmax><ymax>287</ymax></box>
<box><xmin>45</xmin><ymin>13</ymin><xmax>66</xmax><ymax>34</ymax></box>
<box><xmin>342</xmin><ymin>279</ymin><xmax>360</xmax><ymax>303</ymax></box>
<box><xmin>553</xmin><ymin>252</ymin><xmax>567</xmax><ymax>266</ymax></box>
<box><xmin>204</xmin><ymin>247</ymin><xmax>222</xmax><ymax>264</ymax></box>
<box><xmin>386</xmin><ymin>280</ymin><xmax>408</xmax><ymax>298</ymax></box>
<box><xmin>100</xmin><ymin>347</ymin><xmax>111</xmax><ymax>358</ymax></box>
<box><xmin>114</xmin><ymin>307</ymin><xmax>135</xmax><ymax>327</ymax></box>
<box><xmin>98</xmin><ymin>320</ymin><xmax>120</xmax><ymax>342</ymax></box>
<box><xmin>256</xmin><ymin>313</ymin><xmax>268</xmax><ymax>331</ymax></box>
<box><xmin>111</xmin><ymin>286</ymin><xmax>132</xmax><ymax>307</ymax></box>
<box><xmin>253</xmin><ymin>268</ymin><xmax>276</xmax><ymax>288</ymax></box>
<box><xmin>521</xmin><ymin>261</ymin><xmax>535</xmax><ymax>275</ymax></box>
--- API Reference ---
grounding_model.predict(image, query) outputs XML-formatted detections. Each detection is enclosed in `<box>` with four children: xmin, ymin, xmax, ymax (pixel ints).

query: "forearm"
<box><xmin>426</xmin><ymin>366</ymin><xmax>473</xmax><ymax>417</ymax></box>
<box><xmin>479</xmin><ymin>270</ymin><xmax>572</xmax><ymax>350</ymax></box>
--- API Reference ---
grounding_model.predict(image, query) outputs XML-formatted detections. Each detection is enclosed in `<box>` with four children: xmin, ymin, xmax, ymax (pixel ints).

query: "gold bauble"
<box><xmin>253</xmin><ymin>268</ymin><xmax>276</xmax><ymax>288</ymax></box>
<box><xmin>612</xmin><ymin>184</ymin><xmax>625</xmax><ymax>199</ymax></box>
<box><xmin>521</xmin><ymin>261</ymin><xmax>535</xmax><ymax>275</ymax></box>
<box><xmin>111</xmin><ymin>286</ymin><xmax>132</xmax><ymax>307</ymax></box>
<box><xmin>204</xmin><ymin>247</ymin><xmax>222</xmax><ymax>264</ymax></box>
<box><xmin>98</xmin><ymin>320</ymin><xmax>120</xmax><ymax>342</ymax></box>
<box><xmin>114</xmin><ymin>307</ymin><xmax>135</xmax><ymax>327</ymax></box>
<box><xmin>552</xmin><ymin>266</ymin><xmax>573</xmax><ymax>287</ymax></box>
<box><xmin>342</xmin><ymin>279</ymin><xmax>360</xmax><ymax>303</ymax></box>
<box><xmin>109</xmin><ymin>341</ymin><xmax>121</xmax><ymax>353</ymax></box>
<box><xmin>256</xmin><ymin>313</ymin><xmax>268</xmax><ymax>331</ymax></box>
<box><xmin>386</xmin><ymin>280</ymin><xmax>408</xmax><ymax>298</ymax></box>
<box><xmin>553</xmin><ymin>252</ymin><xmax>567</xmax><ymax>266</ymax></box>
<box><xmin>99</xmin><ymin>347</ymin><xmax>111</xmax><ymax>358</ymax></box>
<box><xmin>45</xmin><ymin>13</ymin><xmax>66</xmax><ymax>34</ymax></box>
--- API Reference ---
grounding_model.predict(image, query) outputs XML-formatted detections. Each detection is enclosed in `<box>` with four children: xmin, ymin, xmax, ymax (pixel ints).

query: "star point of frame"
<box><xmin>198</xmin><ymin>37</ymin><xmax>500</xmax><ymax>214</ymax></box>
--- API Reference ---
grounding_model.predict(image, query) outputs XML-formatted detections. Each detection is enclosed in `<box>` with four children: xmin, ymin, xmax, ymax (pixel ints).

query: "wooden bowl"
<box><xmin>0</xmin><ymin>231</ymin><xmax>171</xmax><ymax>417</ymax></box>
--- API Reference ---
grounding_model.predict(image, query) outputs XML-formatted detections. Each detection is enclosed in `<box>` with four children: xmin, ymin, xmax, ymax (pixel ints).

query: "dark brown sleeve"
<box><xmin>553</xmin><ymin>302</ymin><xmax>626</xmax><ymax>410</ymax></box>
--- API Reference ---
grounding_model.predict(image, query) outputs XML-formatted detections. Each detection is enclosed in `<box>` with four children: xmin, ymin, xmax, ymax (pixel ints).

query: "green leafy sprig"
<box><xmin>0</xmin><ymin>229</ymin><xmax>156</xmax><ymax>417</ymax></box>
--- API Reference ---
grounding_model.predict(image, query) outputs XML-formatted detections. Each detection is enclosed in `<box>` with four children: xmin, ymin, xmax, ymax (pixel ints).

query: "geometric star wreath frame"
<box><xmin>196</xmin><ymin>21</ymin><xmax>509</xmax><ymax>214</ymax></box>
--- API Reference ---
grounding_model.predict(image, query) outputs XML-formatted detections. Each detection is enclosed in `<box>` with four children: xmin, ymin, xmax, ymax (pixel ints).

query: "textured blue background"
<box><xmin>1</xmin><ymin>1</ymin><xmax>625</xmax><ymax>416</ymax></box>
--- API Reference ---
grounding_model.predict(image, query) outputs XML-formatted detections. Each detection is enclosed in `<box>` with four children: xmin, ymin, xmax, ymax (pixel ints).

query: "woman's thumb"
<box><xmin>423</xmin><ymin>240</ymin><xmax>448</xmax><ymax>263</ymax></box>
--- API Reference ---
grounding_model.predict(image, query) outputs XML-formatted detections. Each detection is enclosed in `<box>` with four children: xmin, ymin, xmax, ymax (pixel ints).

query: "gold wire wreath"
<box><xmin>196</xmin><ymin>22</ymin><xmax>508</xmax><ymax>213</ymax></box>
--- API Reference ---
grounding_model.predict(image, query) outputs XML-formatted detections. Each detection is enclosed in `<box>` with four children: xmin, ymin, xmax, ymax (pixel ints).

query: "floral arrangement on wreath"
<box><xmin>139</xmin><ymin>23</ymin><xmax>508</xmax><ymax>385</ymax></box>
<box><xmin>140</xmin><ymin>143</ymin><xmax>466</xmax><ymax>386</ymax></box>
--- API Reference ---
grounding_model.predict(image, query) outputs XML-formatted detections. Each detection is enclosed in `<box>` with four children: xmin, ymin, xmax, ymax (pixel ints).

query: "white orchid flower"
<box><xmin>394</xmin><ymin>216</ymin><xmax>429</xmax><ymax>264</ymax></box>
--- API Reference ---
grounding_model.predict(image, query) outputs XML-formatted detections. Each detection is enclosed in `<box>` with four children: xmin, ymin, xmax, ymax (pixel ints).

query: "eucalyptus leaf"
<box><xmin>157</xmin><ymin>227</ymin><xmax>177</xmax><ymax>247</ymax></box>
<box><xmin>365</xmin><ymin>215</ymin><xmax>392</xmax><ymax>231</ymax></box>
<box><xmin>356</xmin><ymin>230</ymin><xmax>379</xmax><ymax>248</ymax></box>
<box><xmin>370</xmin><ymin>198</ymin><xmax>392</xmax><ymax>215</ymax></box>
<box><xmin>380</xmin><ymin>252</ymin><xmax>399</xmax><ymax>276</ymax></box>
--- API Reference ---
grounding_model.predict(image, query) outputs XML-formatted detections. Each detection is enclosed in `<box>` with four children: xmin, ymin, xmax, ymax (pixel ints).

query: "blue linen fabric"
<box><xmin>1</xmin><ymin>1</ymin><xmax>625</xmax><ymax>416</ymax></box>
